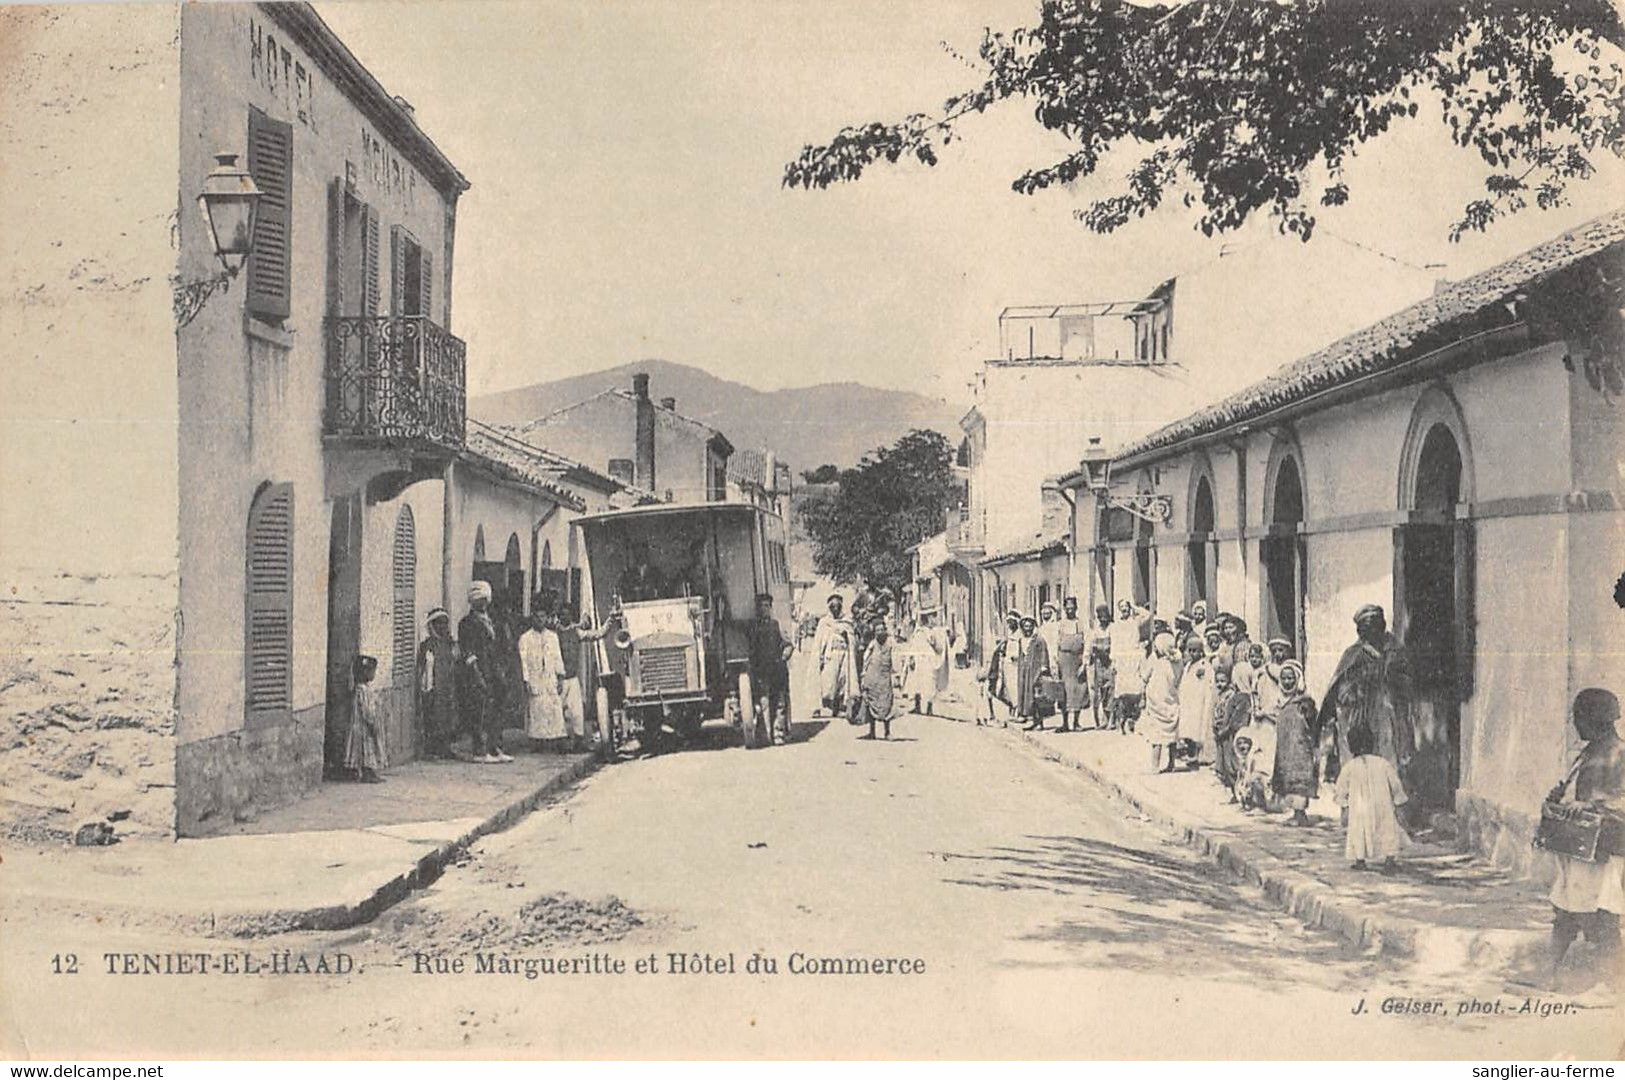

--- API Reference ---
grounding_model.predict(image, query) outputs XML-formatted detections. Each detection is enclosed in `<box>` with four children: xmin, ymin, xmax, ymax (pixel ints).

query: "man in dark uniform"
<box><xmin>459</xmin><ymin>580</ymin><xmax>511</xmax><ymax>763</ymax></box>
<box><xmin>747</xmin><ymin>592</ymin><xmax>793</xmax><ymax>744</ymax></box>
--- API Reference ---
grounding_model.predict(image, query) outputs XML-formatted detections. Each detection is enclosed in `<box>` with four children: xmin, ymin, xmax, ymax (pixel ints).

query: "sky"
<box><xmin>314</xmin><ymin>0</ymin><xmax>1624</xmax><ymax>402</ymax></box>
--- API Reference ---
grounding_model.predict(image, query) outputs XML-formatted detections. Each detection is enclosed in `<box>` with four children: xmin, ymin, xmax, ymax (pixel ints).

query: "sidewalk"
<box><xmin>1</xmin><ymin>744</ymin><xmax>598</xmax><ymax>936</ymax></box>
<box><xmin>931</xmin><ymin>670</ymin><xmax>1554</xmax><ymax>971</ymax></box>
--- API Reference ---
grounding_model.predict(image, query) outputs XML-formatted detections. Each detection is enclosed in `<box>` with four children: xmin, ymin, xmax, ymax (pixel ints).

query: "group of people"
<box><xmin>342</xmin><ymin>579</ymin><xmax>605</xmax><ymax>782</ymax></box>
<box><xmin>977</xmin><ymin>597</ymin><xmax>1417</xmax><ymax>870</ymax></box>
<box><xmin>810</xmin><ymin>592</ymin><xmax>953</xmax><ymax>741</ymax></box>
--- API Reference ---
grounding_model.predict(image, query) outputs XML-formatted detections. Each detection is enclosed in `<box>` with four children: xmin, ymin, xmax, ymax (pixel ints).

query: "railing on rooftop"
<box><xmin>324</xmin><ymin>315</ymin><xmax>466</xmax><ymax>450</ymax></box>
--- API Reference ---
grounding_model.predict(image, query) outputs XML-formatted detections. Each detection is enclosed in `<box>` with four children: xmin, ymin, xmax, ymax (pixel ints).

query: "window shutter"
<box><xmin>246</xmin><ymin>109</ymin><xmax>293</xmax><ymax>321</ymax></box>
<box><xmin>392</xmin><ymin>506</ymin><xmax>417</xmax><ymax>686</ymax></box>
<box><xmin>325</xmin><ymin>179</ymin><xmax>346</xmax><ymax>317</ymax></box>
<box><xmin>418</xmin><ymin>249</ymin><xmax>433</xmax><ymax>323</ymax></box>
<box><xmin>362</xmin><ymin>204</ymin><xmax>381</xmax><ymax>317</ymax></box>
<box><xmin>1454</xmin><ymin>520</ymin><xmax>1476</xmax><ymax>702</ymax></box>
<box><xmin>245</xmin><ymin>483</ymin><xmax>294</xmax><ymax>721</ymax></box>
<box><xmin>390</xmin><ymin>225</ymin><xmax>406</xmax><ymax>317</ymax></box>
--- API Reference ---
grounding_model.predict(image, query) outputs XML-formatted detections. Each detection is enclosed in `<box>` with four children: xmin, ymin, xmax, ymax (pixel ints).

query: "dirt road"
<box><xmin>3</xmin><ymin>706</ymin><xmax>1617</xmax><ymax>1058</ymax></box>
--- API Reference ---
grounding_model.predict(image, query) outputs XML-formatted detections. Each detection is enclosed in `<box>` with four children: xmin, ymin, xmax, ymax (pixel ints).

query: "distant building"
<box><xmin>1059</xmin><ymin>210</ymin><xmax>1625</xmax><ymax>871</ymax></box>
<box><xmin>514</xmin><ymin>373</ymin><xmax>734</xmax><ymax>504</ymax></box>
<box><xmin>957</xmin><ymin>300</ymin><xmax>1204</xmax><ymax>660</ymax></box>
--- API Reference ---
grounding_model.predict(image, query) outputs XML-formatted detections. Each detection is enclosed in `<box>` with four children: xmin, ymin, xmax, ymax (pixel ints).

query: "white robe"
<box><xmin>1177</xmin><ymin>658</ymin><xmax>1213</xmax><ymax>754</ymax></box>
<box><xmin>518</xmin><ymin>627</ymin><xmax>567</xmax><ymax>740</ymax></box>
<box><xmin>1335</xmin><ymin>755</ymin><xmax>1409</xmax><ymax>862</ymax></box>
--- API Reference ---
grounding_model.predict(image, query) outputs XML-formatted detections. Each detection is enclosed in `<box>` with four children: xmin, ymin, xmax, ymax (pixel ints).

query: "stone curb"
<box><xmin>934</xmin><ymin>699</ymin><xmax>1545</xmax><ymax>970</ymax></box>
<box><xmin>207</xmin><ymin>753</ymin><xmax>603</xmax><ymax>936</ymax></box>
<box><xmin>10</xmin><ymin>755</ymin><xmax>604</xmax><ymax>938</ymax></box>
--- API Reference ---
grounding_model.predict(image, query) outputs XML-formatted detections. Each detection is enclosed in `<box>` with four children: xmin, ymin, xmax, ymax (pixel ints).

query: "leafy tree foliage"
<box><xmin>784</xmin><ymin>0</ymin><xmax>1625</xmax><ymax>241</ymax></box>
<box><xmin>798</xmin><ymin>429</ymin><xmax>959</xmax><ymax>599</ymax></box>
<box><xmin>801</xmin><ymin>463</ymin><xmax>841</xmax><ymax>484</ymax></box>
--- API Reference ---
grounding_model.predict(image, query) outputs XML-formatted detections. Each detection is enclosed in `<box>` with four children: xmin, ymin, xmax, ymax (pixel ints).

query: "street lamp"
<box><xmin>174</xmin><ymin>152</ymin><xmax>263</xmax><ymax>327</ymax></box>
<box><xmin>1080</xmin><ymin>436</ymin><xmax>1113</xmax><ymax>494</ymax></box>
<box><xmin>1078</xmin><ymin>435</ymin><xmax>1172</xmax><ymax>524</ymax></box>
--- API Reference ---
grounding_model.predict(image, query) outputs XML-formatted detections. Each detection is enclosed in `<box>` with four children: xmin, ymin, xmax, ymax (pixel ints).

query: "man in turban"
<box><xmin>459</xmin><ymin>580</ymin><xmax>512</xmax><ymax>763</ymax></box>
<box><xmin>1319</xmin><ymin>603</ymin><xmax>1414</xmax><ymax>797</ymax></box>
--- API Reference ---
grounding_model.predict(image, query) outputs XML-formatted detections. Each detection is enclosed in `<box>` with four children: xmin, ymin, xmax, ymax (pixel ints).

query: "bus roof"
<box><xmin>571</xmin><ymin>501</ymin><xmax>776</xmax><ymax>528</ymax></box>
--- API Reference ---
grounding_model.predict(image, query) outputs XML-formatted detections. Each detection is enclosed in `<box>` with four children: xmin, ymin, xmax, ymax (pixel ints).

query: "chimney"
<box><xmin>607</xmin><ymin>458</ymin><xmax>635</xmax><ymax>487</ymax></box>
<box><xmin>660</xmin><ymin>396</ymin><xmax>676</xmax><ymax>411</ymax></box>
<box><xmin>632</xmin><ymin>373</ymin><xmax>655</xmax><ymax>492</ymax></box>
<box><xmin>763</xmin><ymin>451</ymin><xmax>778</xmax><ymax>496</ymax></box>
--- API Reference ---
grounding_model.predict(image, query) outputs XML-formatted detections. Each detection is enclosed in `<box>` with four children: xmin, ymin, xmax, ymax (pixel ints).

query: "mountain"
<box><xmin>470</xmin><ymin>360</ymin><xmax>962</xmax><ymax>474</ymax></box>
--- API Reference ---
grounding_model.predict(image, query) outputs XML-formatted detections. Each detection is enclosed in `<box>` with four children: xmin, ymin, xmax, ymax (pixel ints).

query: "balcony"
<box><xmin>324</xmin><ymin>315</ymin><xmax>466</xmax><ymax>452</ymax></box>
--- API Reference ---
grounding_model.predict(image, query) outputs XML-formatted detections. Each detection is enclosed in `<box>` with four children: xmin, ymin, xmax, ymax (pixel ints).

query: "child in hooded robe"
<box><xmin>345</xmin><ymin>655</ymin><xmax>386</xmax><ymax>783</ymax></box>
<box><xmin>1335</xmin><ymin>721</ymin><xmax>1408</xmax><ymax>871</ymax></box>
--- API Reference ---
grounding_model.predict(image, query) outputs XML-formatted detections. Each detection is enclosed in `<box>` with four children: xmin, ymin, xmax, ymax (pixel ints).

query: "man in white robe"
<box><xmin>813</xmin><ymin>593</ymin><xmax>858</xmax><ymax>720</ymax></box>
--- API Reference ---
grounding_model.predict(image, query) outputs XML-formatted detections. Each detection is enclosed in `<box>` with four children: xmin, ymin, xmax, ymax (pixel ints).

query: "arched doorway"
<box><xmin>1133</xmin><ymin>514</ymin><xmax>1155</xmax><ymax>608</ymax></box>
<box><xmin>1396</xmin><ymin>407</ymin><xmax>1474</xmax><ymax>812</ymax></box>
<box><xmin>1262</xmin><ymin>454</ymin><xmax>1305</xmax><ymax>657</ymax></box>
<box><xmin>1186</xmin><ymin>473</ymin><xmax>1217</xmax><ymax>609</ymax></box>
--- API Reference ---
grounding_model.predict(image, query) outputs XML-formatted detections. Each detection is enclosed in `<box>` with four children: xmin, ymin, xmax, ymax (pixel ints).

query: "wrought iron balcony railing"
<box><xmin>324</xmin><ymin>315</ymin><xmax>467</xmax><ymax>450</ymax></box>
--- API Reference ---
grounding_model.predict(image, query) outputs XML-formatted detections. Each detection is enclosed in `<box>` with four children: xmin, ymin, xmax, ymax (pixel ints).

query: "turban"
<box><xmin>1354</xmin><ymin>603</ymin><xmax>1384</xmax><ymax>624</ymax></box>
<box><xmin>1040</xmin><ymin>601</ymin><xmax>1057</xmax><ymax>613</ymax></box>
<box><xmin>1007</xmin><ymin>609</ymin><xmax>1023</xmax><ymax>620</ymax></box>
<box><xmin>468</xmin><ymin>580</ymin><xmax>493</xmax><ymax>603</ymax></box>
<box><xmin>426</xmin><ymin>607</ymin><xmax>449</xmax><ymax>626</ymax></box>
<box><xmin>1153</xmin><ymin>631</ymin><xmax>1176</xmax><ymax>656</ymax></box>
<box><xmin>1267</xmin><ymin>637</ymin><xmax>1293</xmax><ymax>651</ymax></box>
<box><xmin>1279</xmin><ymin>659</ymin><xmax>1305</xmax><ymax>682</ymax></box>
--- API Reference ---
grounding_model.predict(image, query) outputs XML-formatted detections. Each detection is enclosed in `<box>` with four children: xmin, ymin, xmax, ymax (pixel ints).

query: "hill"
<box><xmin>470</xmin><ymin>360</ymin><xmax>960</xmax><ymax>474</ymax></box>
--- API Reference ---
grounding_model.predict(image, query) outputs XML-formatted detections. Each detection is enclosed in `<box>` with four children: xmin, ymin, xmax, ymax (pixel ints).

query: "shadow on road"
<box><xmin>940</xmin><ymin>833</ymin><xmax>1412</xmax><ymax>990</ymax></box>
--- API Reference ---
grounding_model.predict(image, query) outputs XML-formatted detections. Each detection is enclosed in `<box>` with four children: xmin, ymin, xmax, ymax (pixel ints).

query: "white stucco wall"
<box><xmin>1076</xmin><ymin>335</ymin><xmax>1620</xmax><ymax>841</ymax></box>
<box><xmin>174</xmin><ymin>3</ymin><xmax>459</xmax><ymax>743</ymax></box>
<box><xmin>970</xmin><ymin>361</ymin><xmax>1204</xmax><ymax>553</ymax></box>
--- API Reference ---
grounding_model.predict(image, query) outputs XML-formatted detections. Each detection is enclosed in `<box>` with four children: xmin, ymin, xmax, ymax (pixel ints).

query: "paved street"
<box><xmin>6</xmin><ymin>677</ymin><xmax>1617</xmax><ymax>1059</ymax></box>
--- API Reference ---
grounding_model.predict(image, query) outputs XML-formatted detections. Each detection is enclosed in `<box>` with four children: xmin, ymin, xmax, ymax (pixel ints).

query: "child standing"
<box><xmin>345</xmin><ymin>655</ymin><xmax>386</xmax><ymax>783</ymax></box>
<box><xmin>860</xmin><ymin>620</ymin><xmax>897</xmax><ymax>740</ymax></box>
<box><xmin>1335</xmin><ymin>723</ymin><xmax>1408</xmax><ymax>871</ymax></box>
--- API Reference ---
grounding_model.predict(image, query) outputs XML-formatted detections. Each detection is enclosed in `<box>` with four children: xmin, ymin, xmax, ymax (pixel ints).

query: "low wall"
<box><xmin>0</xmin><ymin>571</ymin><xmax>179</xmax><ymax>842</ymax></box>
<box><xmin>175</xmin><ymin>703</ymin><xmax>324</xmax><ymax>836</ymax></box>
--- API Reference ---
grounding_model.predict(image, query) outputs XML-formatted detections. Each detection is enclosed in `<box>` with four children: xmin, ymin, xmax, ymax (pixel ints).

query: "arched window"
<box><xmin>1262</xmin><ymin>451</ymin><xmax>1305</xmax><ymax>653</ymax></box>
<box><xmin>541</xmin><ymin>540</ymin><xmax>553</xmax><ymax>568</ymax></box>
<box><xmin>505</xmin><ymin>533</ymin><xmax>524</xmax><ymax>614</ymax></box>
<box><xmin>1186</xmin><ymin>466</ymin><xmax>1217</xmax><ymax>608</ymax></box>
<box><xmin>473</xmin><ymin>524</ymin><xmax>486</xmax><ymax>562</ymax></box>
<box><xmin>392</xmin><ymin>505</ymin><xmax>416</xmax><ymax>686</ymax></box>
<box><xmin>246</xmin><ymin>483</ymin><xmax>294</xmax><ymax>724</ymax></box>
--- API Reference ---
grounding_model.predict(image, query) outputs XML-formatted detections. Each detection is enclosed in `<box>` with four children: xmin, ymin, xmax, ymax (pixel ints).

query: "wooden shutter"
<box><xmin>390</xmin><ymin>225</ymin><xmax>406</xmax><ymax>317</ymax></box>
<box><xmin>245</xmin><ymin>483</ymin><xmax>294</xmax><ymax>721</ymax></box>
<box><xmin>325</xmin><ymin>179</ymin><xmax>345</xmax><ymax>316</ymax></box>
<box><xmin>362</xmin><ymin>204</ymin><xmax>381</xmax><ymax>317</ymax></box>
<box><xmin>418</xmin><ymin>249</ymin><xmax>432</xmax><ymax>323</ymax></box>
<box><xmin>1454</xmin><ymin>520</ymin><xmax>1476</xmax><ymax>702</ymax></box>
<box><xmin>392</xmin><ymin>506</ymin><xmax>417</xmax><ymax>686</ymax></box>
<box><xmin>246</xmin><ymin>109</ymin><xmax>293</xmax><ymax>320</ymax></box>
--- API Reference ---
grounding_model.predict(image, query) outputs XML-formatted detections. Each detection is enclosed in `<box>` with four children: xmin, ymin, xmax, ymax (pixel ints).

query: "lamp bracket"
<box><xmin>172</xmin><ymin>265</ymin><xmax>239</xmax><ymax>329</ymax></box>
<box><xmin>1105</xmin><ymin>492</ymin><xmax>1173</xmax><ymax>525</ymax></box>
